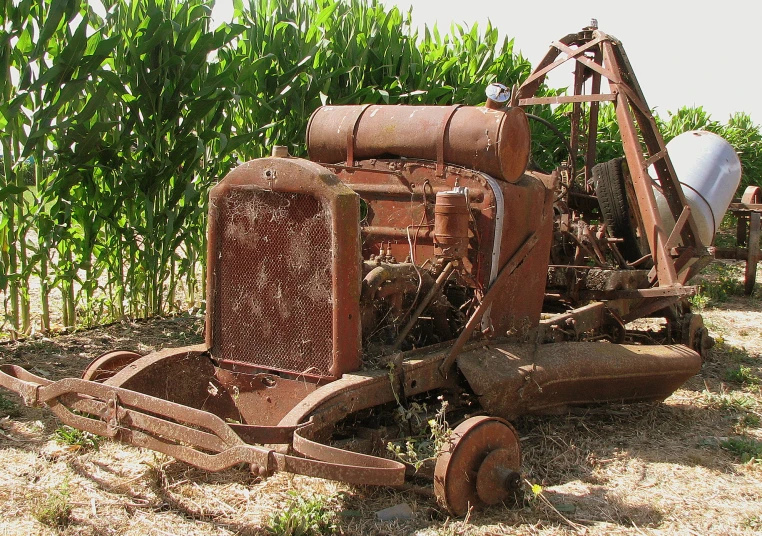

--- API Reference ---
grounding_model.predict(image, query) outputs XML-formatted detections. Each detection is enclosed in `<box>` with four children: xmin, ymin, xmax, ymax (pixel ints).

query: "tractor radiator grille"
<box><xmin>211</xmin><ymin>189</ymin><xmax>334</xmax><ymax>376</ymax></box>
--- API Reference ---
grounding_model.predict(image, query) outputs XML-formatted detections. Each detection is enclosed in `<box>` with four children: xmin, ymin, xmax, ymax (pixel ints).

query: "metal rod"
<box><xmin>392</xmin><ymin>261</ymin><xmax>456</xmax><ymax>352</ymax></box>
<box><xmin>440</xmin><ymin>233</ymin><xmax>539</xmax><ymax>376</ymax></box>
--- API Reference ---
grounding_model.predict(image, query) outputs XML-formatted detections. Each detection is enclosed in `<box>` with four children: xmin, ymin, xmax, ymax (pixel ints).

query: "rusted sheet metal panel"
<box><xmin>307</xmin><ymin>105</ymin><xmax>531</xmax><ymax>182</ymax></box>
<box><xmin>214</xmin><ymin>367</ymin><xmax>318</xmax><ymax>426</ymax></box>
<box><xmin>206</xmin><ymin>158</ymin><xmax>362</xmax><ymax>379</ymax></box>
<box><xmin>487</xmin><ymin>175</ymin><xmax>554</xmax><ymax>338</ymax></box>
<box><xmin>457</xmin><ymin>342</ymin><xmax>701</xmax><ymax>419</ymax></box>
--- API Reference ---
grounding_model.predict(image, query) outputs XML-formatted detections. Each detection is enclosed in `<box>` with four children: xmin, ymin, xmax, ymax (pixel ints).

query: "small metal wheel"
<box><xmin>434</xmin><ymin>416</ymin><xmax>522</xmax><ymax>516</ymax></box>
<box><xmin>82</xmin><ymin>350</ymin><xmax>142</xmax><ymax>382</ymax></box>
<box><xmin>681</xmin><ymin>313</ymin><xmax>711</xmax><ymax>357</ymax></box>
<box><xmin>741</xmin><ymin>185</ymin><xmax>761</xmax><ymax>205</ymax></box>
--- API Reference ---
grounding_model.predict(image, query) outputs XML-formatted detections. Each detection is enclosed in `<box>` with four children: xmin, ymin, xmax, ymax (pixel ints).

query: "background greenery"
<box><xmin>1</xmin><ymin>0</ymin><xmax>760</xmax><ymax>335</ymax></box>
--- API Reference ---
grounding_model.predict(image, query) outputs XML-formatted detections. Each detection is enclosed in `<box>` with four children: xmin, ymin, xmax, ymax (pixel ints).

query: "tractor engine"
<box><xmin>205</xmin><ymin>104</ymin><xmax>554</xmax><ymax>381</ymax></box>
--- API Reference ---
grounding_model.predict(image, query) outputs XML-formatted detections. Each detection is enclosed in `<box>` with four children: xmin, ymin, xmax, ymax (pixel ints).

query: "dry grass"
<box><xmin>1</xmin><ymin>260</ymin><xmax>761</xmax><ymax>535</ymax></box>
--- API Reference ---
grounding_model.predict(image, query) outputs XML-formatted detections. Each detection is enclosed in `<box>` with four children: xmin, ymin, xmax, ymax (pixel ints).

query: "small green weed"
<box><xmin>725</xmin><ymin>345</ymin><xmax>755</xmax><ymax>363</ymax></box>
<box><xmin>33</xmin><ymin>481</ymin><xmax>73</xmax><ymax>528</ymax></box>
<box><xmin>720</xmin><ymin>437</ymin><xmax>762</xmax><ymax>464</ymax></box>
<box><xmin>0</xmin><ymin>393</ymin><xmax>20</xmax><ymax>417</ymax></box>
<box><xmin>386</xmin><ymin>397</ymin><xmax>451</xmax><ymax>471</ymax></box>
<box><xmin>703</xmin><ymin>391</ymin><xmax>756</xmax><ymax>411</ymax></box>
<box><xmin>725</xmin><ymin>365</ymin><xmax>760</xmax><ymax>385</ymax></box>
<box><xmin>267</xmin><ymin>492</ymin><xmax>336</xmax><ymax>536</ymax></box>
<box><xmin>698</xmin><ymin>277</ymin><xmax>744</xmax><ymax>305</ymax></box>
<box><xmin>695</xmin><ymin>262</ymin><xmax>745</xmax><ymax>306</ymax></box>
<box><xmin>739</xmin><ymin>413</ymin><xmax>761</xmax><ymax>428</ymax></box>
<box><xmin>688</xmin><ymin>292</ymin><xmax>710</xmax><ymax>310</ymax></box>
<box><xmin>53</xmin><ymin>425</ymin><xmax>101</xmax><ymax>451</ymax></box>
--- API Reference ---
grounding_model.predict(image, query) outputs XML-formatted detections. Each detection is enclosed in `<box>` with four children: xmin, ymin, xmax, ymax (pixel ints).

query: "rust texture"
<box><xmin>306</xmin><ymin>105</ymin><xmax>531</xmax><ymax>182</ymax></box>
<box><xmin>0</xmin><ymin>24</ymin><xmax>718</xmax><ymax>516</ymax></box>
<box><xmin>456</xmin><ymin>342</ymin><xmax>701</xmax><ymax>419</ymax></box>
<box><xmin>206</xmin><ymin>157</ymin><xmax>362</xmax><ymax>380</ymax></box>
<box><xmin>434</xmin><ymin>416</ymin><xmax>521</xmax><ymax>516</ymax></box>
<box><xmin>433</xmin><ymin>190</ymin><xmax>470</xmax><ymax>260</ymax></box>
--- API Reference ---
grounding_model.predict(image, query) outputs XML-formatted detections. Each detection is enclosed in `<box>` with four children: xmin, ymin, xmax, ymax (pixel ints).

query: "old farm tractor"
<box><xmin>0</xmin><ymin>26</ymin><xmax>742</xmax><ymax>515</ymax></box>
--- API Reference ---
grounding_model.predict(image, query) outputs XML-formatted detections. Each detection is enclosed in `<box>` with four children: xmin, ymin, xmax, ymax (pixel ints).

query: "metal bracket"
<box><xmin>436</xmin><ymin>105</ymin><xmax>463</xmax><ymax>177</ymax></box>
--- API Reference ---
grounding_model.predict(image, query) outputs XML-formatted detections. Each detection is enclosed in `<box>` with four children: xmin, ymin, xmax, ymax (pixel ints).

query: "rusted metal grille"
<box><xmin>212</xmin><ymin>189</ymin><xmax>334</xmax><ymax>376</ymax></box>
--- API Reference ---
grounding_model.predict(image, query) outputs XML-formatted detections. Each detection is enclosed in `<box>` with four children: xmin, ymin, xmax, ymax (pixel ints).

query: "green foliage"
<box><xmin>0</xmin><ymin>392</ymin><xmax>20</xmax><ymax>417</ymax></box>
<box><xmin>2</xmin><ymin>0</ymin><xmax>760</xmax><ymax>336</ymax></box>
<box><xmin>721</xmin><ymin>437</ymin><xmax>762</xmax><ymax>464</ymax></box>
<box><xmin>703</xmin><ymin>391</ymin><xmax>756</xmax><ymax>411</ymax></box>
<box><xmin>386</xmin><ymin>398</ymin><xmax>451</xmax><ymax>471</ymax></box>
<box><xmin>725</xmin><ymin>365</ymin><xmax>760</xmax><ymax>385</ymax></box>
<box><xmin>692</xmin><ymin>263</ymin><xmax>745</xmax><ymax>307</ymax></box>
<box><xmin>53</xmin><ymin>424</ymin><xmax>101</xmax><ymax>450</ymax></box>
<box><xmin>32</xmin><ymin>481</ymin><xmax>73</xmax><ymax>528</ymax></box>
<box><xmin>267</xmin><ymin>492</ymin><xmax>336</xmax><ymax>536</ymax></box>
<box><xmin>590</xmin><ymin>104</ymin><xmax>762</xmax><ymax>197</ymax></box>
<box><xmin>1</xmin><ymin>0</ymin><xmax>532</xmax><ymax>334</ymax></box>
<box><xmin>739</xmin><ymin>413</ymin><xmax>760</xmax><ymax>429</ymax></box>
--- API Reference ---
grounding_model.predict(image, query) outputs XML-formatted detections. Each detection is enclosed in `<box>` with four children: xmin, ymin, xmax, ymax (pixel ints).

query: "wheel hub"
<box><xmin>434</xmin><ymin>416</ymin><xmax>521</xmax><ymax>516</ymax></box>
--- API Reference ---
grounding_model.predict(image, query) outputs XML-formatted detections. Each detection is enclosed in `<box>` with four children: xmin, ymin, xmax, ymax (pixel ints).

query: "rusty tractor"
<box><xmin>1</xmin><ymin>25</ymin><xmax>733</xmax><ymax>515</ymax></box>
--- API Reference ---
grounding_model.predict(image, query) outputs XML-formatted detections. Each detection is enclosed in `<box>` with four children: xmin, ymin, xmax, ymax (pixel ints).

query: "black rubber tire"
<box><xmin>593</xmin><ymin>158</ymin><xmax>647</xmax><ymax>262</ymax></box>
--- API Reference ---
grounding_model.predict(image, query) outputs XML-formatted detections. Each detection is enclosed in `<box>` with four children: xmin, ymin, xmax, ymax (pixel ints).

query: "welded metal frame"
<box><xmin>514</xmin><ymin>26</ymin><xmax>708</xmax><ymax>287</ymax></box>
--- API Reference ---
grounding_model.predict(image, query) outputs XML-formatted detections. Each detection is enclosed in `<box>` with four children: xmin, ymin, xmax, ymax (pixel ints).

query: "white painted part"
<box><xmin>479</xmin><ymin>173</ymin><xmax>504</xmax><ymax>331</ymax></box>
<box><xmin>650</xmin><ymin>130</ymin><xmax>741</xmax><ymax>246</ymax></box>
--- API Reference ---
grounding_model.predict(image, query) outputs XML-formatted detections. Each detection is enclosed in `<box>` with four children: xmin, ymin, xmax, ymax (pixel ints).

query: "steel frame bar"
<box><xmin>516</xmin><ymin>27</ymin><xmax>706</xmax><ymax>288</ymax></box>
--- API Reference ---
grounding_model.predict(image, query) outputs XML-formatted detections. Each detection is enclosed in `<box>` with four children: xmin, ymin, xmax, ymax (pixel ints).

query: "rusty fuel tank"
<box><xmin>306</xmin><ymin>105</ymin><xmax>530</xmax><ymax>182</ymax></box>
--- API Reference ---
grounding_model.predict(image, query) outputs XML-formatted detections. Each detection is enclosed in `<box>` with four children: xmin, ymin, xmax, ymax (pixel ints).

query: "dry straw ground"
<box><xmin>0</xmin><ymin>260</ymin><xmax>761</xmax><ymax>535</ymax></box>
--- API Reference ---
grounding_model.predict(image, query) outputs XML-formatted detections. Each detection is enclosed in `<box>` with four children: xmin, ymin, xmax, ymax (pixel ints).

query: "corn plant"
<box><xmin>2</xmin><ymin>0</ymin><xmax>760</xmax><ymax>337</ymax></box>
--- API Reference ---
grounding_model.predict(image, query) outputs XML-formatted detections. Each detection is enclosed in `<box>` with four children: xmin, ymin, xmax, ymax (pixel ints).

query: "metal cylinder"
<box><xmin>434</xmin><ymin>189</ymin><xmax>470</xmax><ymax>259</ymax></box>
<box><xmin>306</xmin><ymin>105</ymin><xmax>530</xmax><ymax>182</ymax></box>
<box><xmin>652</xmin><ymin>131</ymin><xmax>742</xmax><ymax>245</ymax></box>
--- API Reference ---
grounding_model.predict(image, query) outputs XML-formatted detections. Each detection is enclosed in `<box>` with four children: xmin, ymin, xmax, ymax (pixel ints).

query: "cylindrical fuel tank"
<box><xmin>306</xmin><ymin>105</ymin><xmax>530</xmax><ymax>182</ymax></box>
<box><xmin>434</xmin><ymin>188</ymin><xmax>470</xmax><ymax>259</ymax></box>
<box><xmin>653</xmin><ymin>130</ymin><xmax>742</xmax><ymax>245</ymax></box>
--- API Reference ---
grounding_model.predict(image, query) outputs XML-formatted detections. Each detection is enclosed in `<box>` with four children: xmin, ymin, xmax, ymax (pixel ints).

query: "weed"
<box><xmin>739</xmin><ymin>413</ymin><xmax>761</xmax><ymax>428</ymax></box>
<box><xmin>720</xmin><ymin>437</ymin><xmax>762</xmax><ymax>464</ymax></box>
<box><xmin>725</xmin><ymin>345</ymin><xmax>755</xmax><ymax>363</ymax></box>
<box><xmin>703</xmin><ymin>392</ymin><xmax>756</xmax><ymax>411</ymax></box>
<box><xmin>698</xmin><ymin>277</ymin><xmax>744</xmax><ymax>305</ymax></box>
<box><xmin>266</xmin><ymin>492</ymin><xmax>336</xmax><ymax>536</ymax></box>
<box><xmin>688</xmin><ymin>292</ymin><xmax>709</xmax><ymax>310</ymax></box>
<box><xmin>33</xmin><ymin>481</ymin><xmax>73</xmax><ymax>528</ymax></box>
<box><xmin>725</xmin><ymin>365</ymin><xmax>760</xmax><ymax>385</ymax></box>
<box><xmin>693</xmin><ymin>262</ymin><xmax>746</xmax><ymax>306</ymax></box>
<box><xmin>0</xmin><ymin>393</ymin><xmax>20</xmax><ymax>417</ymax></box>
<box><xmin>53</xmin><ymin>425</ymin><xmax>101</xmax><ymax>451</ymax></box>
<box><xmin>386</xmin><ymin>397</ymin><xmax>451</xmax><ymax>471</ymax></box>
